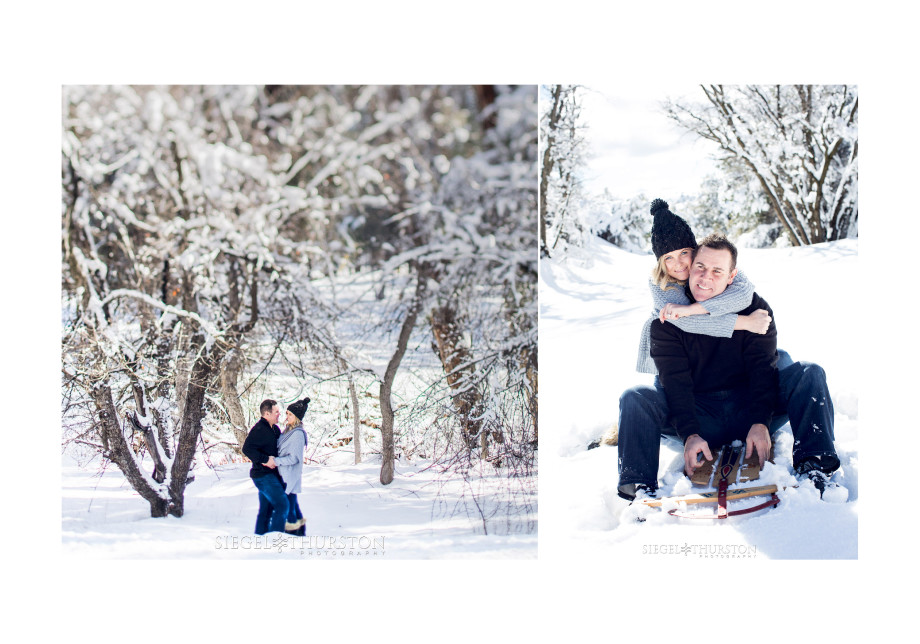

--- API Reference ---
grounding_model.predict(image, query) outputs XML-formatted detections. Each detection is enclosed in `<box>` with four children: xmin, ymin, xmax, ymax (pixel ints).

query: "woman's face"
<box><xmin>285</xmin><ymin>410</ymin><xmax>298</xmax><ymax>427</ymax></box>
<box><xmin>662</xmin><ymin>247</ymin><xmax>693</xmax><ymax>281</ymax></box>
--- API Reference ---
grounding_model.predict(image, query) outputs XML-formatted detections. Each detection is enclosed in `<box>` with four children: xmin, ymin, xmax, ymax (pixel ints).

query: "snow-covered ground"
<box><xmin>540</xmin><ymin>236</ymin><xmax>858</xmax><ymax>559</ymax></box>
<box><xmin>62</xmin><ymin>450</ymin><xmax>536</xmax><ymax>559</ymax></box>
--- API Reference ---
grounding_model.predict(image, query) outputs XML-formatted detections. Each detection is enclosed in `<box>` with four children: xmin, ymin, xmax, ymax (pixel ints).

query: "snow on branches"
<box><xmin>540</xmin><ymin>84</ymin><xmax>590</xmax><ymax>257</ymax></box>
<box><xmin>666</xmin><ymin>85</ymin><xmax>858</xmax><ymax>246</ymax></box>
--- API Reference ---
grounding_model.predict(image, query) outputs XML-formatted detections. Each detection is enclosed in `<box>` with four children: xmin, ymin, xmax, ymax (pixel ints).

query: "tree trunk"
<box><xmin>92</xmin><ymin>383</ymin><xmax>169</xmax><ymax>517</ymax></box>
<box><xmin>379</xmin><ymin>273</ymin><xmax>426</xmax><ymax>485</ymax></box>
<box><xmin>167</xmin><ymin>339</ymin><xmax>212</xmax><ymax>516</ymax></box>
<box><xmin>521</xmin><ymin>345</ymin><xmax>538</xmax><ymax>444</ymax></box>
<box><xmin>172</xmin><ymin>271</ymin><xmax>197</xmax><ymax>434</ymax></box>
<box><xmin>221</xmin><ymin>260</ymin><xmax>259</xmax><ymax>453</ymax></box>
<box><xmin>151</xmin><ymin>406</ymin><xmax>172</xmax><ymax>460</ymax></box>
<box><xmin>341</xmin><ymin>359</ymin><xmax>362</xmax><ymax>465</ymax></box>
<box><xmin>429</xmin><ymin>303</ymin><xmax>483</xmax><ymax>449</ymax></box>
<box><xmin>540</xmin><ymin>85</ymin><xmax>563</xmax><ymax>257</ymax></box>
<box><xmin>475</xmin><ymin>85</ymin><xmax>497</xmax><ymax>131</ymax></box>
<box><xmin>220</xmin><ymin>348</ymin><xmax>249</xmax><ymax>452</ymax></box>
<box><xmin>125</xmin><ymin>354</ymin><xmax>170</xmax><ymax>484</ymax></box>
<box><xmin>141</xmin><ymin>423</ymin><xmax>168</xmax><ymax>484</ymax></box>
<box><xmin>154</xmin><ymin>317</ymin><xmax>176</xmax><ymax>459</ymax></box>
<box><xmin>174</xmin><ymin>330</ymin><xmax>193</xmax><ymax>440</ymax></box>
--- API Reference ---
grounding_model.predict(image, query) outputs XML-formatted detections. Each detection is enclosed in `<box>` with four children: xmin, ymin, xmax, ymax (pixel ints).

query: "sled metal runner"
<box><xmin>640</xmin><ymin>484</ymin><xmax>781</xmax><ymax>519</ymax></box>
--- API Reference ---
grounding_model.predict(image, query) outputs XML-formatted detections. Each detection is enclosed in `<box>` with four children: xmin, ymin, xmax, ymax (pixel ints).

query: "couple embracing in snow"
<box><xmin>242</xmin><ymin>397</ymin><xmax>311</xmax><ymax>535</ymax></box>
<box><xmin>616</xmin><ymin>199</ymin><xmax>842</xmax><ymax>503</ymax></box>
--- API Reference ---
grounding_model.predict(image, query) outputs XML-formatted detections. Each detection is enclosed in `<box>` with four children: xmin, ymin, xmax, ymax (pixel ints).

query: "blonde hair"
<box><xmin>651</xmin><ymin>255</ymin><xmax>685</xmax><ymax>291</ymax></box>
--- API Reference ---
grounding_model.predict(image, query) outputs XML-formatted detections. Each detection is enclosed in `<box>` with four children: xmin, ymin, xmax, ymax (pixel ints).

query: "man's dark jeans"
<box><xmin>253</xmin><ymin>474</ymin><xmax>289</xmax><ymax>534</ymax></box>
<box><xmin>617</xmin><ymin>359</ymin><xmax>840</xmax><ymax>499</ymax></box>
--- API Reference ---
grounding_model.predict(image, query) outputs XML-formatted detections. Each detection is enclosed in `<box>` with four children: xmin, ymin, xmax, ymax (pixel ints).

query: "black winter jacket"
<box><xmin>650</xmin><ymin>290</ymin><xmax>779</xmax><ymax>442</ymax></box>
<box><xmin>242</xmin><ymin>417</ymin><xmax>282</xmax><ymax>480</ymax></box>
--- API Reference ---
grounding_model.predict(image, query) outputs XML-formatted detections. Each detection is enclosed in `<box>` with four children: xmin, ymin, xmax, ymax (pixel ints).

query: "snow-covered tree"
<box><xmin>593</xmin><ymin>191</ymin><xmax>652</xmax><ymax>253</ymax></box>
<box><xmin>430</xmin><ymin>86</ymin><xmax>538</xmax><ymax>460</ymax></box>
<box><xmin>254</xmin><ymin>85</ymin><xmax>537</xmax><ymax>485</ymax></box>
<box><xmin>666</xmin><ymin>85</ymin><xmax>858</xmax><ymax>245</ymax></box>
<box><xmin>62</xmin><ymin>85</ymin><xmax>328</xmax><ymax>516</ymax></box>
<box><xmin>680</xmin><ymin>169</ymin><xmax>785</xmax><ymax>248</ymax></box>
<box><xmin>540</xmin><ymin>84</ymin><xmax>589</xmax><ymax>256</ymax></box>
<box><xmin>358</xmin><ymin>86</ymin><xmax>538</xmax><ymax>483</ymax></box>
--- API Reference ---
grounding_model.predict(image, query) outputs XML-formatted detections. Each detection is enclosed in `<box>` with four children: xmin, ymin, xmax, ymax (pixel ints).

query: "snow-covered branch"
<box><xmin>101</xmin><ymin>289</ymin><xmax>222</xmax><ymax>339</ymax></box>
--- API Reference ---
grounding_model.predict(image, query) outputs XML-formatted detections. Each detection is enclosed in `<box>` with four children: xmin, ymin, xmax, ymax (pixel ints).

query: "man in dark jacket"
<box><xmin>617</xmin><ymin>234</ymin><xmax>840</xmax><ymax>500</ymax></box>
<box><xmin>242</xmin><ymin>399</ymin><xmax>289</xmax><ymax>534</ymax></box>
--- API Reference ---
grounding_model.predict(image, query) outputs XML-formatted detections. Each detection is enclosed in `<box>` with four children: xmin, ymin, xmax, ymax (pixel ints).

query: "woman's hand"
<box><xmin>735</xmin><ymin>309</ymin><xmax>771</xmax><ymax>334</ymax></box>
<box><xmin>659</xmin><ymin>302</ymin><xmax>706</xmax><ymax>323</ymax></box>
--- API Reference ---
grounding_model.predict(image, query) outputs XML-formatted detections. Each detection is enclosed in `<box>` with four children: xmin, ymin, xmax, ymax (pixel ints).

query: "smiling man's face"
<box><xmin>262</xmin><ymin>404</ymin><xmax>281</xmax><ymax>426</ymax></box>
<box><xmin>689</xmin><ymin>246</ymin><xmax>737</xmax><ymax>302</ymax></box>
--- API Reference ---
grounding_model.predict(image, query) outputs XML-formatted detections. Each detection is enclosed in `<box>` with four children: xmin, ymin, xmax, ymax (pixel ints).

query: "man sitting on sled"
<box><xmin>616</xmin><ymin>233</ymin><xmax>840</xmax><ymax>502</ymax></box>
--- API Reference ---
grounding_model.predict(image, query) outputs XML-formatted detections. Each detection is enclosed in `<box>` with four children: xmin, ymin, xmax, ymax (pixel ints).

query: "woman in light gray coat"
<box><xmin>637</xmin><ymin>199</ymin><xmax>793</xmax><ymax>381</ymax></box>
<box><xmin>636</xmin><ymin>199</ymin><xmax>768</xmax><ymax>375</ymax></box>
<box><xmin>276</xmin><ymin>397</ymin><xmax>309</xmax><ymax>536</ymax></box>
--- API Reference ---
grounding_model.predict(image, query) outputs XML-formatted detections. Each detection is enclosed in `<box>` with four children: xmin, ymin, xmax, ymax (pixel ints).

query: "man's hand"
<box><xmin>684</xmin><ymin>434</ymin><xmax>713</xmax><ymax>475</ymax></box>
<box><xmin>264</xmin><ymin>456</ymin><xmax>277</xmax><ymax>469</ymax></box>
<box><xmin>745</xmin><ymin>424</ymin><xmax>771</xmax><ymax>467</ymax></box>
<box><xmin>735</xmin><ymin>309</ymin><xmax>771</xmax><ymax>334</ymax></box>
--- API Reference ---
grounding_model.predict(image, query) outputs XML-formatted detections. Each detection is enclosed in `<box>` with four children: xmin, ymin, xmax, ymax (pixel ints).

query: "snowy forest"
<box><xmin>540</xmin><ymin>84</ymin><xmax>858</xmax><ymax>254</ymax></box>
<box><xmin>61</xmin><ymin>85</ymin><xmax>537</xmax><ymax>553</ymax></box>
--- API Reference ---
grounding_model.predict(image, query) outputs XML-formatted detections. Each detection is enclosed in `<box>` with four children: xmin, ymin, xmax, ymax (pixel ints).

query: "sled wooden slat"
<box><xmin>738</xmin><ymin>444</ymin><xmax>773</xmax><ymax>483</ymax></box>
<box><xmin>689</xmin><ymin>452</ymin><xmax>717</xmax><ymax>486</ymax></box>
<box><xmin>640</xmin><ymin>484</ymin><xmax>780</xmax><ymax>508</ymax></box>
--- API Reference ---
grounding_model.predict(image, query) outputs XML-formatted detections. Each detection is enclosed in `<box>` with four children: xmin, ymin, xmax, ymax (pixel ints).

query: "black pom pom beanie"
<box><xmin>650</xmin><ymin>199</ymin><xmax>697</xmax><ymax>259</ymax></box>
<box><xmin>287</xmin><ymin>397</ymin><xmax>311</xmax><ymax>420</ymax></box>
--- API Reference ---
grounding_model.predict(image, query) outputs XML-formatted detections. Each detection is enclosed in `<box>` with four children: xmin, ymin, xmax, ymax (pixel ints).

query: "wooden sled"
<box><xmin>649</xmin><ymin>443</ymin><xmax>779</xmax><ymax>519</ymax></box>
<box><xmin>689</xmin><ymin>442</ymin><xmax>774</xmax><ymax>487</ymax></box>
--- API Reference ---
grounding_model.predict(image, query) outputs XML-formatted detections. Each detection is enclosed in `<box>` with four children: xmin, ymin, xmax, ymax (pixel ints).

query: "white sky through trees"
<box><xmin>579</xmin><ymin>84</ymin><xmax>720</xmax><ymax>199</ymax></box>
